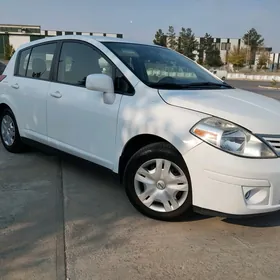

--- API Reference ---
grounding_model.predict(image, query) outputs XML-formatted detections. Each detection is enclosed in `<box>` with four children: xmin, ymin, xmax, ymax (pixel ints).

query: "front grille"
<box><xmin>260</xmin><ymin>135</ymin><xmax>280</xmax><ymax>156</ymax></box>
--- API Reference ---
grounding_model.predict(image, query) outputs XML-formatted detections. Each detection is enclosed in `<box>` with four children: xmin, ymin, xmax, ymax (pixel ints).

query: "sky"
<box><xmin>2</xmin><ymin>0</ymin><xmax>280</xmax><ymax>51</ymax></box>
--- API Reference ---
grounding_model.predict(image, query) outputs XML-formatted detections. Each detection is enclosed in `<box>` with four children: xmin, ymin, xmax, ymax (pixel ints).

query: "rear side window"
<box><xmin>17</xmin><ymin>49</ymin><xmax>31</xmax><ymax>76</ymax></box>
<box><xmin>26</xmin><ymin>43</ymin><xmax>56</xmax><ymax>80</ymax></box>
<box><xmin>57</xmin><ymin>42</ymin><xmax>113</xmax><ymax>86</ymax></box>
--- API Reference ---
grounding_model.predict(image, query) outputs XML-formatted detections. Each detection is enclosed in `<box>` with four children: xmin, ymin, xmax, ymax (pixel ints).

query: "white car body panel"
<box><xmin>113</xmin><ymin>82</ymin><xmax>207</xmax><ymax>172</ymax></box>
<box><xmin>10</xmin><ymin>77</ymin><xmax>50</xmax><ymax>143</ymax></box>
<box><xmin>47</xmin><ymin>82</ymin><xmax>123</xmax><ymax>169</ymax></box>
<box><xmin>159</xmin><ymin>88</ymin><xmax>280</xmax><ymax>134</ymax></box>
<box><xmin>1</xmin><ymin>35</ymin><xmax>280</xmax><ymax>217</ymax></box>
<box><xmin>184</xmin><ymin>142</ymin><xmax>280</xmax><ymax>215</ymax></box>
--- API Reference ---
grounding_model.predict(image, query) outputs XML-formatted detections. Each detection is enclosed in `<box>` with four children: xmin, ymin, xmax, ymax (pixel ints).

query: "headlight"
<box><xmin>191</xmin><ymin>117</ymin><xmax>277</xmax><ymax>158</ymax></box>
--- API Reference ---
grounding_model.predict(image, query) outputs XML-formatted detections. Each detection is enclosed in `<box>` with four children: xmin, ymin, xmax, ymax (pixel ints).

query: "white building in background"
<box><xmin>194</xmin><ymin>37</ymin><xmax>246</xmax><ymax>63</ymax></box>
<box><xmin>0</xmin><ymin>24</ymin><xmax>123</xmax><ymax>59</ymax></box>
<box><xmin>269</xmin><ymin>52</ymin><xmax>280</xmax><ymax>70</ymax></box>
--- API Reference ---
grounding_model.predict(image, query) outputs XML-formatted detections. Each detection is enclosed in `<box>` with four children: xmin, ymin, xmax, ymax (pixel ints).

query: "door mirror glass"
<box><xmin>86</xmin><ymin>74</ymin><xmax>116</xmax><ymax>104</ymax></box>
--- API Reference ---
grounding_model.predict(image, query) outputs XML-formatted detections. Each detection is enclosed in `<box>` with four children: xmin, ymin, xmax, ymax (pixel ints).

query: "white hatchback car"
<box><xmin>1</xmin><ymin>36</ymin><xmax>280</xmax><ymax>221</ymax></box>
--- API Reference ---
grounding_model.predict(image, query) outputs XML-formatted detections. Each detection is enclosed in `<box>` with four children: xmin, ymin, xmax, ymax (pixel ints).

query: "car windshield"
<box><xmin>102</xmin><ymin>42</ymin><xmax>231</xmax><ymax>90</ymax></box>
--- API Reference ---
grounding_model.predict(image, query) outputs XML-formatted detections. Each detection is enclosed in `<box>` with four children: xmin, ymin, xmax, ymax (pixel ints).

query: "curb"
<box><xmin>226</xmin><ymin>78</ymin><xmax>278</xmax><ymax>82</ymax></box>
<box><xmin>258</xmin><ymin>85</ymin><xmax>280</xmax><ymax>90</ymax></box>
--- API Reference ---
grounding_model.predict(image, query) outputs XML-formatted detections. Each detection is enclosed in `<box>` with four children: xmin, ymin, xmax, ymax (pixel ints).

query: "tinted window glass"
<box><xmin>103</xmin><ymin>42</ymin><xmax>225</xmax><ymax>89</ymax></box>
<box><xmin>17</xmin><ymin>49</ymin><xmax>31</xmax><ymax>76</ymax></box>
<box><xmin>115</xmin><ymin>69</ymin><xmax>134</xmax><ymax>94</ymax></box>
<box><xmin>26</xmin><ymin>43</ymin><xmax>56</xmax><ymax>80</ymax></box>
<box><xmin>57</xmin><ymin>42</ymin><xmax>113</xmax><ymax>86</ymax></box>
<box><xmin>0</xmin><ymin>62</ymin><xmax>6</xmax><ymax>75</ymax></box>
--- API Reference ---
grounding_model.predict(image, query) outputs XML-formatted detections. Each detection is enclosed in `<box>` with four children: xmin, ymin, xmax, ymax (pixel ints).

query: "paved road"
<box><xmin>227</xmin><ymin>80</ymin><xmax>280</xmax><ymax>100</ymax></box>
<box><xmin>1</xmin><ymin>81</ymin><xmax>280</xmax><ymax>280</ymax></box>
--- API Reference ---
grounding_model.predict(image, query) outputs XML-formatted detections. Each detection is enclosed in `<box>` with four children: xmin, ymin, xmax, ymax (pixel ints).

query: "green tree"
<box><xmin>178</xmin><ymin>28</ymin><xmax>198</xmax><ymax>60</ymax></box>
<box><xmin>197</xmin><ymin>33</ymin><xmax>212</xmax><ymax>64</ymax></box>
<box><xmin>197</xmin><ymin>33</ymin><xmax>223</xmax><ymax>67</ymax></box>
<box><xmin>242</xmin><ymin>28</ymin><xmax>264</xmax><ymax>65</ymax></box>
<box><xmin>205</xmin><ymin>48</ymin><xmax>223</xmax><ymax>67</ymax></box>
<box><xmin>228</xmin><ymin>46</ymin><xmax>247</xmax><ymax>67</ymax></box>
<box><xmin>166</xmin><ymin>26</ymin><xmax>177</xmax><ymax>50</ymax></box>
<box><xmin>153</xmin><ymin>29</ymin><xmax>167</xmax><ymax>47</ymax></box>
<box><xmin>4</xmin><ymin>43</ymin><xmax>15</xmax><ymax>60</ymax></box>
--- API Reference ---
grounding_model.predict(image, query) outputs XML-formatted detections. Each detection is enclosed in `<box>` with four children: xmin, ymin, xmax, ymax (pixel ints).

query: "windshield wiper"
<box><xmin>151</xmin><ymin>81</ymin><xmax>233</xmax><ymax>89</ymax></box>
<box><xmin>150</xmin><ymin>83</ymin><xmax>188</xmax><ymax>89</ymax></box>
<box><xmin>185</xmin><ymin>82</ymin><xmax>233</xmax><ymax>88</ymax></box>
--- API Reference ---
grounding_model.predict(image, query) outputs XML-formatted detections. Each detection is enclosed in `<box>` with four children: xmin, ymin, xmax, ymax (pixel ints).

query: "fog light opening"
<box><xmin>245</xmin><ymin>190</ymin><xmax>252</xmax><ymax>200</ymax></box>
<box><xmin>242</xmin><ymin>186</ymin><xmax>270</xmax><ymax>206</ymax></box>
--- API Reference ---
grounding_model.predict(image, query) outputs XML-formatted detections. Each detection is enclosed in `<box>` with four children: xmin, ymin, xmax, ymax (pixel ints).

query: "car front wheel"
<box><xmin>124</xmin><ymin>142</ymin><xmax>193</xmax><ymax>221</ymax></box>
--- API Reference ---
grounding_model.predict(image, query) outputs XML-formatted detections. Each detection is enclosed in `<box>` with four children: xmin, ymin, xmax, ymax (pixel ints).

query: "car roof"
<box><xmin>17</xmin><ymin>35</ymin><xmax>157</xmax><ymax>51</ymax></box>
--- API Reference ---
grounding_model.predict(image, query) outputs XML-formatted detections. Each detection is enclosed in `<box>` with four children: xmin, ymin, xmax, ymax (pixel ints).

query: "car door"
<box><xmin>11</xmin><ymin>42</ymin><xmax>57</xmax><ymax>144</ymax></box>
<box><xmin>47</xmin><ymin>40</ymin><xmax>129</xmax><ymax>169</ymax></box>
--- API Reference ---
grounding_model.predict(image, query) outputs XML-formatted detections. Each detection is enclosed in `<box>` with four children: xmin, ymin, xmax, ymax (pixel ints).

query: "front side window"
<box><xmin>102</xmin><ymin>42</ymin><xmax>229</xmax><ymax>90</ymax></box>
<box><xmin>57</xmin><ymin>42</ymin><xmax>113</xmax><ymax>86</ymax></box>
<box><xmin>26</xmin><ymin>43</ymin><xmax>56</xmax><ymax>80</ymax></box>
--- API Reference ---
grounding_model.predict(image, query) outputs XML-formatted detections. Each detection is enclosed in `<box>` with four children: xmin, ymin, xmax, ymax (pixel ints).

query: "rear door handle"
<box><xmin>50</xmin><ymin>91</ymin><xmax>62</xmax><ymax>98</ymax></box>
<box><xmin>11</xmin><ymin>83</ymin><xmax>19</xmax><ymax>89</ymax></box>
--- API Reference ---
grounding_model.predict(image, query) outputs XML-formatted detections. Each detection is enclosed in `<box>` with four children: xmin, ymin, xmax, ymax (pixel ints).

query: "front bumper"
<box><xmin>184</xmin><ymin>142</ymin><xmax>280</xmax><ymax>216</ymax></box>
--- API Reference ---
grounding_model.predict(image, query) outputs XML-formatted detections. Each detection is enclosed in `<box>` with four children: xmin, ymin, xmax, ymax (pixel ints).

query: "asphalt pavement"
<box><xmin>227</xmin><ymin>80</ymin><xmax>280</xmax><ymax>100</ymax></box>
<box><xmin>1</xmin><ymin>80</ymin><xmax>280</xmax><ymax>280</ymax></box>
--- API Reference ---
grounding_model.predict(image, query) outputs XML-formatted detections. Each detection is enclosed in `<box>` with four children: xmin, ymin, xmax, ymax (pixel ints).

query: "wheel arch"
<box><xmin>0</xmin><ymin>103</ymin><xmax>12</xmax><ymax>116</ymax></box>
<box><xmin>118</xmin><ymin>133</ymin><xmax>183</xmax><ymax>182</ymax></box>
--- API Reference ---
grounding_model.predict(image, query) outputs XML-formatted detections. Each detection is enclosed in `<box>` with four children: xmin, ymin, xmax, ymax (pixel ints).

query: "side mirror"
<box><xmin>86</xmin><ymin>74</ymin><xmax>116</xmax><ymax>104</ymax></box>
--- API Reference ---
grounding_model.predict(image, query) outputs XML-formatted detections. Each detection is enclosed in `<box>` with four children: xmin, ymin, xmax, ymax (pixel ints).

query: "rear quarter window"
<box><xmin>15</xmin><ymin>43</ymin><xmax>56</xmax><ymax>81</ymax></box>
<box><xmin>26</xmin><ymin>43</ymin><xmax>56</xmax><ymax>80</ymax></box>
<box><xmin>17</xmin><ymin>49</ymin><xmax>31</xmax><ymax>76</ymax></box>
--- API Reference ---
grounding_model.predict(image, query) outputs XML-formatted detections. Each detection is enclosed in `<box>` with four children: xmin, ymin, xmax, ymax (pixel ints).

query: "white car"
<box><xmin>1</xmin><ymin>36</ymin><xmax>280</xmax><ymax>221</ymax></box>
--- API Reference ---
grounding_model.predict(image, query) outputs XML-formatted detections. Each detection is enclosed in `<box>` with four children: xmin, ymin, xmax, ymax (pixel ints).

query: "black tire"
<box><xmin>124</xmin><ymin>142</ymin><xmax>193</xmax><ymax>221</ymax></box>
<box><xmin>0</xmin><ymin>108</ymin><xmax>25</xmax><ymax>153</ymax></box>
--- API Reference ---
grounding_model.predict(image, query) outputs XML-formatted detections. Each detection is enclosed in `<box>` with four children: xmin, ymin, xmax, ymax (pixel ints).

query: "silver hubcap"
<box><xmin>1</xmin><ymin>115</ymin><xmax>16</xmax><ymax>146</ymax></box>
<box><xmin>134</xmin><ymin>159</ymin><xmax>189</xmax><ymax>213</ymax></box>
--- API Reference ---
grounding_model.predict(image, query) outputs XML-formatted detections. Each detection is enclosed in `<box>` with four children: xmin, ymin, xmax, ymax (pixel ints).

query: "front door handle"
<box><xmin>50</xmin><ymin>91</ymin><xmax>62</xmax><ymax>98</ymax></box>
<box><xmin>11</xmin><ymin>83</ymin><xmax>19</xmax><ymax>89</ymax></box>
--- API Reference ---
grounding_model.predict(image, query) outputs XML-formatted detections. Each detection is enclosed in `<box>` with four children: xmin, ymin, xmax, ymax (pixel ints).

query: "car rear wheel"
<box><xmin>124</xmin><ymin>142</ymin><xmax>193</xmax><ymax>221</ymax></box>
<box><xmin>0</xmin><ymin>108</ymin><xmax>24</xmax><ymax>153</ymax></box>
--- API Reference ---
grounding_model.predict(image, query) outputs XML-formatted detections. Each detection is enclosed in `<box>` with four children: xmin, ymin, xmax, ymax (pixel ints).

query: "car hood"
<box><xmin>158</xmin><ymin>88</ymin><xmax>280</xmax><ymax>134</ymax></box>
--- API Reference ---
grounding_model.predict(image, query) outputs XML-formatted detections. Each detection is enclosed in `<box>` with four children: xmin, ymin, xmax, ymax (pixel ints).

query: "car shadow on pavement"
<box><xmin>58</xmin><ymin>150</ymin><xmax>212</xmax><ymax>223</ymax></box>
<box><xmin>222</xmin><ymin>211</ymin><xmax>280</xmax><ymax>227</ymax></box>
<box><xmin>2</xmin><ymin>141</ymin><xmax>280</xmax><ymax>279</ymax></box>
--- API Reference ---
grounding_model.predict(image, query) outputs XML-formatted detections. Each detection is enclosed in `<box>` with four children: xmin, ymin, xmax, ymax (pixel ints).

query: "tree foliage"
<box><xmin>166</xmin><ymin>26</ymin><xmax>177</xmax><ymax>50</ymax></box>
<box><xmin>205</xmin><ymin>49</ymin><xmax>223</xmax><ymax>67</ymax></box>
<box><xmin>153</xmin><ymin>29</ymin><xmax>167</xmax><ymax>47</ymax></box>
<box><xmin>178</xmin><ymin>28</ymin><xmax>198</xmax><ymax>60</ymax></box>
<box><xmin>227</xmin><ymin>46</ymin><xmax>247</xmax><ymax>67</ymax></box>
<box><xmin>198</xmin><ymin>33</ymin><xmax>222</xmax><ymax>67</ymax></box>
<box><xmin>197</xmin><ymin>33</ymin><xmax>210</xmax><ymax>64</ymax></box>
<box><xmin>243</xmin><ymin>28</ymin><xmax>264</xmax><ymax>49</ymax></box>
<box><xmin>243</xmin><ymin>28</ymin><xmax>264</xmax><ymax>65</ymax></box>
<box><xmin>152</xmin><ymin>27</ymin><xmax>266</xmax><ymax>66</ymax></box>
<box><xmin>4</xmin><ymin>43</ymin><xmax>15</xmax><ymax>60</ymax></box>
